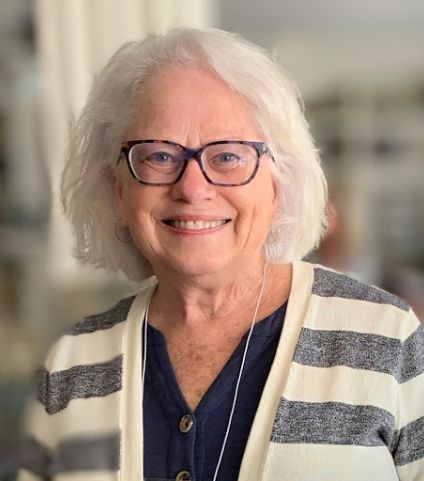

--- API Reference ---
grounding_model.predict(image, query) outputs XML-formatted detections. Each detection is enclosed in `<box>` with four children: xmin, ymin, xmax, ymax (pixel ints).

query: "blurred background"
<box><xmin>0</xmin><ymin>0</ymin><xmax>423</xmax><ymax>477</ymax></box>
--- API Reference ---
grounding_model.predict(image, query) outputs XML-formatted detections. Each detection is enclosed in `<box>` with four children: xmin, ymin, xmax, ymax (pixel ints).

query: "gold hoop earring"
<box><xmin>114</xmin><ymin>222</ymin><xmax>132</xmax><ymax>244</ymax></box>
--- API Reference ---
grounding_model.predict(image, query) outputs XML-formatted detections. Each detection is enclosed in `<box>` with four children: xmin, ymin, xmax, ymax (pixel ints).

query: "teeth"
<box><xmin>168</xmin><ymin>219</ymin><xmax>227</xmax><ymax>230</ymax></box>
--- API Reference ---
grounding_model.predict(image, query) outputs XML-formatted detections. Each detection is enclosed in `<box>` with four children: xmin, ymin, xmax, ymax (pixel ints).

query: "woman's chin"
<box><xmin>159</xmin><ymin>255</ymin><xmax>237</xmax><ymax>280</ymax></box>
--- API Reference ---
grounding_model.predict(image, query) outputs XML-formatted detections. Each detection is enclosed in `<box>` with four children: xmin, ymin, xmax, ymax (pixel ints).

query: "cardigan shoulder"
<box><xmin>65</xmin><ymin>275</ymin><xmax>157</xmax><ymax>336</ymax></box>
<box><xmin>312</xmin><ymin>265</ymin><xmax>409</xmax><ymax>312</ymax></box>
<box><xmin>306</xmin><ymin>264</ymin><xmax>418</xmax><ymax>339</ymax></box>
<box><xmin>294</xmin><ymin>264</ymin><xmax>422</xmax><ymax>386</ymax></box>
<box><xmin>38</xmin><ymin>277</ymin><xmax>157</xmax><ymax>410</ymax></box>
<box><xmin>37</xmin><ymin>295</ymin><xmax>139</xmax><ymax>419</ymax></box>
<box><xmin>43</xmin><ymin>275</ymin><xmax>157</xmax><ymax>373</ymax></box>
<box><xmin>68</xmin><ymin>295</ymin><xmax>136</xmax><ymax>335</ymax></box>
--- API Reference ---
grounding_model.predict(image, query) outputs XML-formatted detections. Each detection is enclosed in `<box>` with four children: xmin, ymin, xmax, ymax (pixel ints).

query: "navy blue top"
<box><xmin>143</xmin><ymin>303</ymin><xmax>286</xmax><ymax>481</ymax></box>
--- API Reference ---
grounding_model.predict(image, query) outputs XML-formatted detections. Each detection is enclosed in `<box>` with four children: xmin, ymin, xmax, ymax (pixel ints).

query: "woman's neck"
<box><xmin>148</xmin><ymin>260</ymin><xmax>292</xmax><ymax>333</ymax></box>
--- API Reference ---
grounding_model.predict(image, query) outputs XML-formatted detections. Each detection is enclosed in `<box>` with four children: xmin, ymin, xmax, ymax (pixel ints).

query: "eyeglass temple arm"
<box><xmin>117</xmin><ymin>142</ymin><xmax>130</xmax><ymax>164</ymax></box>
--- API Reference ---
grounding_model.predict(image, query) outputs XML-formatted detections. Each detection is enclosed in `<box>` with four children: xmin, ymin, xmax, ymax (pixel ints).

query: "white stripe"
<box><xmin>398</xmin><ymin>372</ymin><xmax>424</xmax><ymax>428</ymax></box>
<box><xmin>284</xmin><ymin>364</ymin><xmax>424</xmax><ymax>438</ymax></box>
<box><xmin>306</xmin><ymin>295</ymin><xmax>418</xmax><ymax>340</ymax></box>
<box><xmin>44</xmin><ymin>323</ymin><xmax>125</xmax><ymax>372</ymax></box>
<box><xmin>285</xmin><ymin>363</ymin><xmax>398</xmax><ymax>415</ymax></box>
<box><xmin>263</xmin><ymin>443</ymin><xmax>399</xmax><ymax>481</ymax></box>
<box><xmin>396</xmin><ymin>457</ymin><xmax>424</xmax><ymax>479</ymax></box>
<box><xmin>26</xmin><ymin>393</ymin><xmax>120</xmax><ymax>450</ymax></box>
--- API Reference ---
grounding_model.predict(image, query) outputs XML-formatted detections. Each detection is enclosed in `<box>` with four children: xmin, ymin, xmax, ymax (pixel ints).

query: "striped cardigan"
<box><xmin>18</xmin><ymin>261</ymin><xmax>424</xmax><ymax>481</ymax></box>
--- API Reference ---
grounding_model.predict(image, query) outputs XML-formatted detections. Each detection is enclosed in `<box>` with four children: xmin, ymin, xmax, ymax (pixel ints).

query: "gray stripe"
<box><xmin>38</xmin><ymin>355</ymin><xmax>122</xmax><ymax>415</ymax></box>
<box><xmin>271</xmin><ymin>398</ymin><xmax>395</xmax><ymax>447</ymax></box>
<box><xmin>50</xmin><ymin>432</ymin><xmax>120</xmax><ymax>473</ymax></box>
<box><xmin>313</xmin><ymin>268</ymin><xmax>409</xmax><ymax>311</ymax></box>
<box><xmin>393</xmin><ymin>416</ymin><xmax>424</xmax><ymax>466</ymax></box>
<box><xmin>69</xmin><ymin>296</ymin><xmax>135</xmax><ymax>335</ymax></box>
<box><xmin>293</xmin><ymin>327</ymin><xmax>424</xmax><ymax>383</ymax></box>
<box><xmin>18</xmin><ymin>437</ymin><xmax>51</xmax><ymax>479</ymax></box>
<box><xmin>400</xmin><ymin>325</ymin><xmax>424</xmax><ymax>383</ymax></box>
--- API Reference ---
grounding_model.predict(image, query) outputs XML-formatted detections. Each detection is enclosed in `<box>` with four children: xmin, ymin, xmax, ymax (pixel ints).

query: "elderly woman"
<box><xmin>19</xmin><ymin>28</ymin><xmax>423</xmax><ymax>481</ymax></box>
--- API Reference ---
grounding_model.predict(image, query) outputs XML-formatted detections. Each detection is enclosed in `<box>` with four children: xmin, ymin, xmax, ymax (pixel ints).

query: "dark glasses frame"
<box><xmin>118</xmin><ymin>139</ymin><xmax>272</xmax><ymax>187</ymax></box>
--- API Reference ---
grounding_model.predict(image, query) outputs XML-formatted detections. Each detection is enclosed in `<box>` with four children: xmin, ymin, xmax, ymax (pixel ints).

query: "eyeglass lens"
<box><xmin>128</xmin><ymin>142</ymin><xmax>259</xmax><ymax>185</ymax></box>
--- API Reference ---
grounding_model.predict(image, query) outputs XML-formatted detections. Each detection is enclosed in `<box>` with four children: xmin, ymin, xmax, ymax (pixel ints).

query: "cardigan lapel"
<box><xmin>119</xmin><ymin>278</ymin><xmax>157</xmax><ymax>480</ymax></box>
<box><xmin>237</xmin><ymin>261</ymin><xmax>313</xmax><ymax>481</ymax></box>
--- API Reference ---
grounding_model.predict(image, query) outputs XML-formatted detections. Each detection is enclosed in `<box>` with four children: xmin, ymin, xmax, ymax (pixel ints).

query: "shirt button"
<box><xmin>179</xmin><ymin>414</ymin><xmax>194</xmax><ymax>433</ymax></box>
<box><xmin>176</xmin><ymin>470</ymin><xmax>192</xmax><ymax>481</ymax></box>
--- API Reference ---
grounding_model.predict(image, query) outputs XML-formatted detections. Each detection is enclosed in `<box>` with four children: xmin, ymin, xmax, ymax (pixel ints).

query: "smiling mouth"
<box><xmin>162</xmin><ymin>219</ymin><xmax>230</xmax><ymax>230</ymax></box>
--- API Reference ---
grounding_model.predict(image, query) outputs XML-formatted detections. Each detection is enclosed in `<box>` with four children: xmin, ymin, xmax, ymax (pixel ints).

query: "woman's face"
<box><xmin>115</xmin><ymin>64</ymin><xmax>278</xmax><ymax>279</ymax></box>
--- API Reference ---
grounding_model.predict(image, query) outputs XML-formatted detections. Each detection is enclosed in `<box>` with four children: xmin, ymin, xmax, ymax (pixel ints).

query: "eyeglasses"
<box><xmin>118</xmin><ymin>139</ymin><xmax>272</xmax><ymax>186</ymax></box>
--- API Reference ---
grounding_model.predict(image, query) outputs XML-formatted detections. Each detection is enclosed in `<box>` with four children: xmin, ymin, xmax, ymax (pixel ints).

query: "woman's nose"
<box><xmin>170</xmin><ymin>158</ymin><xmax>216</xmax><ymax>203</ymax></box>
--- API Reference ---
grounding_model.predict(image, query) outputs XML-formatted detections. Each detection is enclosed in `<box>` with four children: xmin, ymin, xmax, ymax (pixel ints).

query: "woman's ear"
<box><xmin>111</xmin><ymin>169</ymin><xmax>128</xmax><ymax>226</ymax></box>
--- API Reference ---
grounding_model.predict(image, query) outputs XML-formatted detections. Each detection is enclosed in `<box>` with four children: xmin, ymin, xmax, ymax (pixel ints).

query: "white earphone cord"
<box><xmin>141</xmin><ymin>299</ymin><xmax>149</xmax><ymax>480</ymax></box>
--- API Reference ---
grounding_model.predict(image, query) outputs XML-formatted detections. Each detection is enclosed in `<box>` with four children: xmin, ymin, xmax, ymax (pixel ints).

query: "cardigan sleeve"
<box><xmin>391</xmin><ymin>310</ymin><xmax>424</xmax><ymax>481</ymax></box>
<box><xmin>17</xmin><ymin>409</ymin><xmax>53</xmax><ymax>480</ymax></box>
<box><xmin>17</xmin><ymin>360</ymin><xmax>60</xmax><ymax>480</ymax></box>
<box><xmin>16</xmin><ymin>296</ymin><xmax>133</xmax><ymax>481</ymax></box>
<box><xmin>17</xmin><ymin>335</ymin><xmax>123</xmax><ymax>481</ymax></box>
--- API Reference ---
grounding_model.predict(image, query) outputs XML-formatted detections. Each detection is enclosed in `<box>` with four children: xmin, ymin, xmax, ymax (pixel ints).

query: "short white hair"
<box><xmin>61</xmin><ymin>28</ymin><xmax>328</xmax><ymax>282</ymax></box>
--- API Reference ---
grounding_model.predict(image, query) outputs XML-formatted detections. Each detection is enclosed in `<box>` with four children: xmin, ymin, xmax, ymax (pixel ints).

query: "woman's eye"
<box><xmin>209</xmin><ymin>152</ymin><xmax>243</xmax><ymax>172</ymax></box>
<box><xmin>217</xmin><ymin>152</ymin><xmax>239</xmax><ymax>163</ymax></box>
<box><xmin>150</xmin><ymin>152</ymin><xmax>172</xmax><ymax>163</ymax></box>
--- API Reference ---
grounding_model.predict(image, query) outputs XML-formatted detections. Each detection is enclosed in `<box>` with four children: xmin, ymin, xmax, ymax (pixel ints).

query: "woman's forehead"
<box><xmin>127</xmin><ymin>64</ymin><xmax>262</xmax><ymax>143</ymax></box>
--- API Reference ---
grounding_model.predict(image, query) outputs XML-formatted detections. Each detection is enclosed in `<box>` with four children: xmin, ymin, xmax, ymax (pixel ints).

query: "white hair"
<box><xmin>61</xmin><ymin>28</ymin><xmax>328</xmax><ymax>282</ymax></box>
